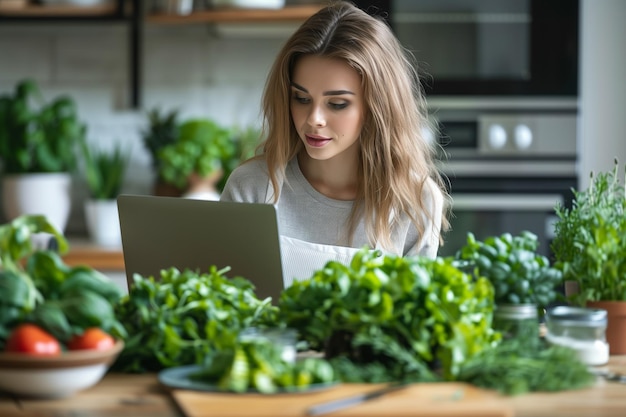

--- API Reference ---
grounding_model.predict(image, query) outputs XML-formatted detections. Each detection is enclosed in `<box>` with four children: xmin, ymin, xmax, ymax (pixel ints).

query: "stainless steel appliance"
<box><xmin>352</xmin><ymin>0</ymin><xmax>580</xmax><ymax>257</ymax></box>
<box><xmin>357</xmin><ymin>0</ymin><xmax>579</xmax><ymax>256</ymax></box>
<box><xmin>356</xmin><ymin>0</ymin><xmax>579</xmax><ymax>96</ymax></box>
<box><xmin>429</xmin><ymin>98</ymin><xmax>578</xmax><ymax>258</ymax></box>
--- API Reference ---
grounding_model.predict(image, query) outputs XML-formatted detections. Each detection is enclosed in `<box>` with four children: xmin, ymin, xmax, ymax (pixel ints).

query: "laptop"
<box><xmin>117</xmin><ymin>194</ymin><xmax>285</xmax><ymax>303</ymax></box>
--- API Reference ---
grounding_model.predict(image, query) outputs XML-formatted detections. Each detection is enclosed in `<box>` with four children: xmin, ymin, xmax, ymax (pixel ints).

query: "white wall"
<box><xmin>2</xmin><ymin>3</ymin><xmax>625</xmax><ymax>231</ymax></box>
<box><xmin>579</xmin><ymin>0</ymin><xmax>626</xmax><ymax>188</ymax></box>
<box><xmin>0</xmin><ymin>23</ymin><xmax>290</xmax><ymax>234</ymax></box>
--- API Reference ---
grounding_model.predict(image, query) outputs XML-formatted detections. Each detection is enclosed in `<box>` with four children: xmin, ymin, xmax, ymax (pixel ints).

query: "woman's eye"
<box><xmin>293</xmin><ymin>94</ymin><xmax>310</xmax><ymax>104</ymax></box>
<box><xmin>329</xmin><ymin>102</ymin><xmax>348</xmax><ymax>110</ymax></box>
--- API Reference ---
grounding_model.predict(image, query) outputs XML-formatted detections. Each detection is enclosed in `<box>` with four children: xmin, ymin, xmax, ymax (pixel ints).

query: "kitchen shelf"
<box><xmin>0</xmin><ymin>2</ymin><xmax>323</xmax><ymax>108</ymax></box>
<box><xmin>0</xmin><ymin>0</ymin><xmax>142</xmax><ymax>108</ymax></box>
<box><xmin>63</xmin><ymin>238</ymin><xmax>125</xmax><ymax>271</ymax></box>
<box><xmin>0</xmin><ymin>2</ymin><xmax>123</xmax><ymax>20</ymax></box>
<box><xmin>146</xmin><ymin>4</ymin><xmax>323</xmax><ymax>24</ymax></box>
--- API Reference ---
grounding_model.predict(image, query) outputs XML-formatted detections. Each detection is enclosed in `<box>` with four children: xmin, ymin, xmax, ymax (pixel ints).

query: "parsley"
<box><xmin>552</xmin><ymin>159</ymin><xmax>626</xmax><ymax>303</ymax></box>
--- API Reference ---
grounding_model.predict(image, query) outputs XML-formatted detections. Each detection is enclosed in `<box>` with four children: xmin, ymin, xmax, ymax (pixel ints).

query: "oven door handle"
<box><xmin>451</xmin><ymin>194</ymin><xmax>564</xmax><ymax>211</ymax></box>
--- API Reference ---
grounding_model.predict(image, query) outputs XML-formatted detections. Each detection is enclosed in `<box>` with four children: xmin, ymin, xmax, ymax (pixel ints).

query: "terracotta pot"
<box><xmin>586</xmin><ymin>300</ymin><xmax>626</xmax><ymax>355</ymax></box>
<box><xmin>152</xmin><ymin>178</ymin><xmax>184</xmax><ymax>197</ymax></box>
<box><xmin>183</xmin><ymin>170</ymin><xmax>223</xmax><ymax>201</ymax></box>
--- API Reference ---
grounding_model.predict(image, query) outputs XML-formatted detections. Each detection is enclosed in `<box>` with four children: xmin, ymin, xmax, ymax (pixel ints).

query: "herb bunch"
<box><xmin>111</xmin><ymin>267</ymin><xmax>278</xmax><ymax>373</ymax></box>
<box><xmin>456</xmin><ymin>231</ymin><xmax>562</xmax><ymax>307</ymax></box>
<box><xmin>552</xmin><ymin>159</ymin><xmax>626</xmax><ymax>304</ymax></box>
<box><xmin>457</xmin><ymin>337</ymin><xmax>595</xmax><ymax>395</ymax></box>
<box><xmin>278</xmin><ymin>249</ymin><xmax>498</xmax><ymax>382</ymax></box>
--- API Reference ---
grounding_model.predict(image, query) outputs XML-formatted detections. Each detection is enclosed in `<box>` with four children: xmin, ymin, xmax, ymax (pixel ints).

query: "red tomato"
<box><xmin>5</xmin><ymin>324</ymin><xmax>62</xmax><ymax>356</ymax></box>
<box><xmin>67</xmin><ymin>328</ymin><xmax>115</xmax><ymax>351</ymax></box>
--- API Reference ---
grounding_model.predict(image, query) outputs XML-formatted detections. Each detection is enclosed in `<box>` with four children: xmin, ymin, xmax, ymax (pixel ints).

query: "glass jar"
<box><xmin>238</xmin><ymin>327</ymin><xmax>297</xmax><ymax>363</ymax></box>
<box><xmin>493</xmin><ymin>304</ymin><xmax>539</xmax><ymax>340</ymax></box>
<box><xmin>545</xmin><ymin>306</ymin><xmax>609</xmax><ymax>366</ymax></box>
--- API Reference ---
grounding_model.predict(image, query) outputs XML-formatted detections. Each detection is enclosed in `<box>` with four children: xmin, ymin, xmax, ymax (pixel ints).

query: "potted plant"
<box><xmin>218</xmin><ymin>124</ymin><xmax>261</xmax><ymax>191</ymax></box>
<box><xmin>551</xmin><ymin>159</ymin><xmax>626</xmax><ymax>354</ymax></box>
<box><xmin>80</xmin><ymin>141</ymin><xmax>130</xmax><ymax>247</ymax></box>
<box><xmin>140</xmin><ymin>107</ymin><xmax>181</xmax><ymax>197</ymax></box>
<box><xmin>0</xmin><ymin>79</ymin><xmax>86</xmax><ymax>232</ymax></box>
<box><xmin>157</xmin><ymin>118</ymin><xmax>236</xmax><ymax>200</ymax></box>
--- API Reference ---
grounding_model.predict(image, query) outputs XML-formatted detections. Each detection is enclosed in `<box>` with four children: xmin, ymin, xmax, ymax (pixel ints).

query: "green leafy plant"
<box><xmin>140</xmin><ymin>107</ymin><xmax>180</xmax><ymax>174</ymax></box>
<box><xmin>0</xmin><ymin>215</ymin><xmax>68</xmax><ymax>313</ymax></box>
<box><xmin>140</xmin><ymin>108</ymin><xmax>259</xmax><ymax>193</ymax></box>
<box><xmin>81</xmin><ymin>141</ymin><xmax>130</xmax><ymax>200</ymax></box>
<box><xmin>157</xmin><ymin>119</ymin><xmax>236</xmax><ymax>191</ymax></box>
<box><xmin>0</xmin><ymin>215</ymin><xmax>124</xmax><ymax>348</ymax></box>
<box><xmin>455</xmin><ymin>231</ymin><xmax>562</xmax><ymax>307</ymax></box>
<box><xmin>0</xmin><ymin>79</ymin><xmax>86</xmax><ymax>174</ymax></box>
<box><xmin>277</xmin><ymin>249</ymin><xmax>498</xmax><ymax>382</ymax></box>
<box><xmin>551</xmin><ymin>159</ymin><xmax>626</xmax><ymax>304</ymax></box>
<box><xmin>219</xmin><ymin>125</ymin><xmax>262</xmax><ymax>191</ymax></box>
<box><xmin>110</xmin><ymin>267</ymin><xmax>278</xmax><ymax>373</ymax></box>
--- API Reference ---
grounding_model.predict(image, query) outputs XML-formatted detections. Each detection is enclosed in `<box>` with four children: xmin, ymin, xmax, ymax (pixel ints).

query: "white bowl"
<box><xmin>0</xmin><ymin>340</ymin><xmax>124</xmax><ymax>398</ymax></box>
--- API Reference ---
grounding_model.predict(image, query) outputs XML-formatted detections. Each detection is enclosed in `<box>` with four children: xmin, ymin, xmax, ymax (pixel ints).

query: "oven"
<box><xmin>356</xmin><ymin>0</ymin><xmax>579</xmax><ymax>97</ymax></box>
<box><xmin>351</xmin><ymin>0</ymin><xmax>580</xmax><ymax>257</ymax></box>
<box><xmin>429</xmin><ymin>99</ymin><xmax>578</xmax><ymax>259</ymax></box>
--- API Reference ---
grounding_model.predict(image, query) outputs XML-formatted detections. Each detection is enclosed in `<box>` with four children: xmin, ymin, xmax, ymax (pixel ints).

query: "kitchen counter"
<box><xmin>1</xmin><ymin>356</ymin><xmax>624</xmax><ymax>417</ymax></box>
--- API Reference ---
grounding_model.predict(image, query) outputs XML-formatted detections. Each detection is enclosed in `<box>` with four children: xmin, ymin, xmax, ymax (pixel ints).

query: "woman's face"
<box><xmin>290</xmin><ymin>55</ymin><xmax>365</xmax><ymax>162</ymax></box>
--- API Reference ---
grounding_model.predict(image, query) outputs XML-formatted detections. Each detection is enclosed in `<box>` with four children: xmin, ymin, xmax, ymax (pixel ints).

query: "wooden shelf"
<box><xmin>146</xmin><ymin>4</ymin><xmax>323</xmax><ymax>24</ymax></box>
<box><xmin>0</xmin><ymin>3</ymin><xmax>118</xmax><ymax>17</ymax></box>
<box><xmin>63</xmin><ymin>238</ymin><xmax>125</xmax><ymax>271</ymax></box>
<box><xmin>0</xmin><ymin>2</ymin><xmax>320</xmax><ymax>108</ymax></box>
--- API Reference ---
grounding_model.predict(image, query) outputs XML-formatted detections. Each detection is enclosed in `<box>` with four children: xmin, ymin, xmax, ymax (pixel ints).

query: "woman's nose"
<box><xmin>308</xmin><ymin>106</ymin><xmax>326</xmax><ymax>127</ymax></box>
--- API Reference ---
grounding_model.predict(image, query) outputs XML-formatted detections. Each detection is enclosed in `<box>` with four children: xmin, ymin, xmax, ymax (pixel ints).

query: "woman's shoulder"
<box><xmin>229</xmin><ymin>157</ymin><xmax>270</xmax><ymax>180</ymax></box>
<box><xmin>220</xmin><ymin>157</ymin><xmax>270</xmax><ymax>203</ymax></box>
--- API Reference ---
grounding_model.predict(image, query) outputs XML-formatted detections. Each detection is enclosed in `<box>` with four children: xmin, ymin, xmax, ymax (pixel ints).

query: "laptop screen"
<box><xmin>117</xmin><ymin>194</ymin><xmax>285</xmax><ymax>303</ymax></box>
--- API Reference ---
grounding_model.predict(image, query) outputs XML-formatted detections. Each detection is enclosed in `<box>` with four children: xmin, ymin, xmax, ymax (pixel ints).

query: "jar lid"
<box><xmin>495</xmin><ymin>304</ymin><xmax>538</xmax><ymax>319</ymax></box>
<box><xmin>546</xmin><ymin>306</ymin><xmax>607</xmax><ymax>327</ymax></box>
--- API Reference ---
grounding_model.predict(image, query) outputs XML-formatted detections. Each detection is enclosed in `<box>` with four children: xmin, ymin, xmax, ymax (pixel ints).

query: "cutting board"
<box><xmin>169</xmin><ymin>382</ymin><xmax>514</xmax><ymax>417</ymax></box>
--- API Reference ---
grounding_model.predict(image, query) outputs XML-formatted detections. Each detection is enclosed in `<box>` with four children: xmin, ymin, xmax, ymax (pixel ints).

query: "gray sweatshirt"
<box><xmin>220</xmin><ymin>157</ymin><xmax>442</xmax><ymax>258</ymax></box>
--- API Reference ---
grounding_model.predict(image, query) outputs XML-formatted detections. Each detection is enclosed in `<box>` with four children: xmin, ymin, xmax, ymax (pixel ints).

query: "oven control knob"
<box><xmin>488</xmin><ymin>124</ymin><xmax>507</xmax><ymax>149</ymax></box>
<box><xmin>515</xmin><ymin>124</ymin><xmax>533</xmax><ymax>149</ymax></box>
<box><xmin>422</xmin><ymin>124</ymin><xmax>436</xmax><ymax>145</ymax></box>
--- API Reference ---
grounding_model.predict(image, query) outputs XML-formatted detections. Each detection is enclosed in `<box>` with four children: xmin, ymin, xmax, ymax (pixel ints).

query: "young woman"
<box><xmin>220</xmin><ymin>1</ymin><xmax>450</xmax><ymax>285</ymax></box>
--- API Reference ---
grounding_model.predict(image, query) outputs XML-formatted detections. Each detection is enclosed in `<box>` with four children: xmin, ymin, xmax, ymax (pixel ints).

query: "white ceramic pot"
<box><xmin>2</xmin><ymin>173</ymin><xmax>72</xmax><ymax>233</ymax></box>
<box><xmin>84</xmin><ymin>199</ymin><xmax>122</xmax><ymax>247</ymax></box>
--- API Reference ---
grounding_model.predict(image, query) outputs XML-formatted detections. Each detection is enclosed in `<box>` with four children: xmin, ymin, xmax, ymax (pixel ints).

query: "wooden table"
<box><xmin>1</xmin><ymin>356</ymin><xmax>625</xmax><ymax>417</ymax></box>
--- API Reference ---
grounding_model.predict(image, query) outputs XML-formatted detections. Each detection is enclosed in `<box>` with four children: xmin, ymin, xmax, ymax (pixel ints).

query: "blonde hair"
<box><xmin>260</xmin><ymin>0</ymin><xmax>450</xmax><ymax>250</ymax></box>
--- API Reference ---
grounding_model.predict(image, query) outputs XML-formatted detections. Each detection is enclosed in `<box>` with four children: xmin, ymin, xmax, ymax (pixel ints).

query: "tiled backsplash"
<box><xmin>0</xmin><ymin>23</ymin><xmax>289</xmax><ymax>234</ymax></box>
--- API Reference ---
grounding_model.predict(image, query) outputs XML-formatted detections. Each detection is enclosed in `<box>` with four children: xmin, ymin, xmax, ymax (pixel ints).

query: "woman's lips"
<box><xmin>305</xmin><ymin>134</ymin><xmax>331</xmax><ymax>148</ymax></box>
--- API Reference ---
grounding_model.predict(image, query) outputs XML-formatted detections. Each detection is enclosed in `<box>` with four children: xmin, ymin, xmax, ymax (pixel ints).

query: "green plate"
<box><xmin>158</xmin><ymin>365</ymin><xmax>339</xmax><ymax>395</ymax></box>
